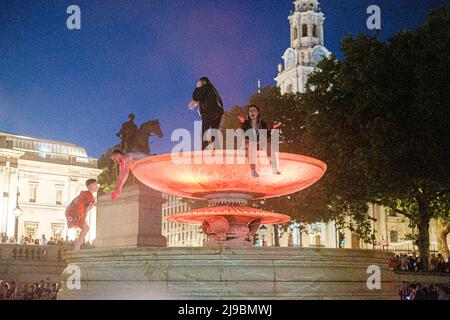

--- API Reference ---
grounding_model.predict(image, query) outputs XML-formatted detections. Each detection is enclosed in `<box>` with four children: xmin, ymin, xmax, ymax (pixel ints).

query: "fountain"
<box><xmin>59</xmin><ymin>150</ymin><xmax>398</xmax><ymax>300</ymax></box>
<box><xmin>130</xmin><ymin>150</ymin><xmax>326</xmax><ymax>247</ymax></box>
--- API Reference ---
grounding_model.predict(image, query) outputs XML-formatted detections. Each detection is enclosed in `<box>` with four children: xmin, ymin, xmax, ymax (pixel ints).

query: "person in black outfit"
<box><xmin>188</xmin><ymin>77</ymin><xmax>224</xmax><ymax>150</ymax></box>
<box><xmin>238</xmin><ymin>104</ymin><xmax>281</xmax><ymax>177</ymax></box>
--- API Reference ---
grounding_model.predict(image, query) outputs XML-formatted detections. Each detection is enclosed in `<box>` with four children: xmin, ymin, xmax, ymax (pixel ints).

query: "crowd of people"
<box><xmin>389</xmin><ymin>253</ymin><xmax>450</xmax><ymax>273</ymax></box>
<box><xmin>399</xmin><ymin>282</ymin><xmax>450</xmax><ymax>300</ymax></box>
<box><xmin>0</xmin><ymin>279</ymin><xmax>60</xmax><ymax>300</ymax></box>
<box><xmin>0</xmin><ymin>233</ymin><xmax>64</xmax><ymax>246</ymax></box>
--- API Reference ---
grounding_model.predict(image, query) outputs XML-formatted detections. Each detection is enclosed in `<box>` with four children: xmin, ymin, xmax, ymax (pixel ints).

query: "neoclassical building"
<box><xmin>162</xmin><ymin>194</ymin><xmax>206</xmax><ymax>247</ymax></box>
<box><xmin>0</xmin><ymin>132</ymin><xmax>101</xmax><ymax>243</ymax></box>
<box><xmin>275</xmin><ymin>0</ymin><xmax>331</xmax><ymax>94</ymax></box>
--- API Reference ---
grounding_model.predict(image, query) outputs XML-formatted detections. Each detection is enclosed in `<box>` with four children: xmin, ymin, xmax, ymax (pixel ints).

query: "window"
<box><xmin>286</xmin><ymin>83</ymin><xmax>294</xmax><ymax>93</ymax></box>
<box><xmin>293</xmin><ymin>27</ymin><xmax>298</xmax><ymax>40</ymax></box>
<box><xmin>313</xmin><ymin>24</ymin><xmax>317</xmax><ymax>37</ymax></box>
<box><xmin>302</xmin><ymin>24</ymin><xmax>308</xmax><ymax>37</ymax></box>
<box><xmin>24</xmin><ymin>222</ymin><xmax>39</xmax><ymax>240</ymax></box>
<box><xmin>52</xmin><ymin>224</ymin><xmax>65</xmax><ymax>241</ymax></box>
<box><xmin>29</xmin><ymin>183</ymin><xmax>37</xmax><ymax>203</ymax></box>
<box><xmin>56</xmin><ymin>188</ymin><xmax>63</xmax><ymax>205</ymax></box>
<box><xmin>390</xmin><ymin>230</ymin><xmax>398</xmax><ymax>243</ymax></box>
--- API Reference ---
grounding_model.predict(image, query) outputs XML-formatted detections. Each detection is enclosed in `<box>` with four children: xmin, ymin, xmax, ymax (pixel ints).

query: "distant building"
<box><xmin>275</xmin><ymin>0</ymin><xmax>331</xmax><ymax>94</ymax></box>
<box><xmin>0</xmin><ymin>132</ymin><xmax>101</xmax><ymax>243</ymax></box>
<box><xmin>162</xmin><ymin>194</ymin><xmax>206</xmax><ymax>247</ymax></box>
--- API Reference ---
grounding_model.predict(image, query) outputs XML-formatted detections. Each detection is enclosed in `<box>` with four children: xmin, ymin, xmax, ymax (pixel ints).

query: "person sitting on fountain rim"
<box><xmin>110</xmin><ymin>149</ymin><xmax>148</xmax><ymax>200</ymax></box>
<box><xmin>238</xmin><ymin>104</ymin><xmax>282</xmax><ymax>177</ymax></box>
<box><xmin>65</xmin><ymin>179</ymin><xmax>98</xmax><ymax>251</ymax></box>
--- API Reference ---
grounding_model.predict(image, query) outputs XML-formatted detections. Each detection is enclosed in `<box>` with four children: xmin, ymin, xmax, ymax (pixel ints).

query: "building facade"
<box><xmin>0</xmin><ymin>132</ymin><xmax>101</xmax><ymax>243</ymax></box>
<box><xmin>162</xmin><ymin>194</ymin><xmax>206</xmax><ymax>247</ymax></box>
<box><xmin>275</xmin><ymin>0</ymin><xmax>331</xmax><ymax>94</ymax></box>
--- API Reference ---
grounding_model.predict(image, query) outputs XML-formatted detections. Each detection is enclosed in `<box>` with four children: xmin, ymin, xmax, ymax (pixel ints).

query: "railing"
<box><xmin>0</xmin><ymin>244</ymin><xmax>65</xmax><ymax>262</ymax></box>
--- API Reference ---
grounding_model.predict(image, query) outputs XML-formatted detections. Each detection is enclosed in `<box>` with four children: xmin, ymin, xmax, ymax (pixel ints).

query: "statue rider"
<box><xmin>116</xmin><ymin>113</ymin><xmax>138</xmax><ymax>153</ymax></box>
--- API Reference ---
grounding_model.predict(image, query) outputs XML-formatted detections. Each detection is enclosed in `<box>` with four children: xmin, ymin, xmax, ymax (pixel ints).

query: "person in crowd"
<box><xmin>40</xmin><ymin>234</ymin><xmax>47</xmax><ymax>245</ymax></box>
<box><xmin>3</xmin><ymin>281</ymin><xmax>16</xmax><ymax>300</ymax></box>
<box><xmin>12</xmin><ymin>287</ymin><xmax>23</xmax><ymax>300</ymax></box>
<box><xmin>34</xmin><ymin>280</ymin><xmax>44</xmax><ymax>299</ymax></box>
<box><xmin>398</xmin><ymin>281</ymin><xmax>408</xmax><ymax>300</ymax></box>
<box><xmin>0</xmin><ymin>280</ymin><xmax>5</xmax><ymax>300</ymax></box>
<box><xmin>437</xmin><ymin>284</ymin><xmax>450</xmax><ymax>300</ymax></box>
<box><xmin>49</xmin><ymin>283</ymin><xmax>58</xmax><ymax>300</ymax></box>
<box><xmin>429</xmin><ymin>254</ymin><xmax>437</xmax><ymax>271</ymax></box>
<box><xmin>25</xmin><ymin>284</ymin><xmax>38</xmax><ymax>300</ymax></box>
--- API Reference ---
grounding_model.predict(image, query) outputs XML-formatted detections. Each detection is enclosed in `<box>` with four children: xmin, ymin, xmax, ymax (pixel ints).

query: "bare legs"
<box><xmin>246</xmin><ymin>140</ymin><xmax>280</xmax><ymax>177</ymax></box>
<box><xmin>73</xmin><ymin>223</ymin><xmax>89</xmax><ymax>251</ymax></box>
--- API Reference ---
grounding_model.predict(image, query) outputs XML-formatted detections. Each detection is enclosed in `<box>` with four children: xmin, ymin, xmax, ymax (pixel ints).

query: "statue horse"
<box><xmin>131</xmin><ymin>119</ymin><xmax>163</xmax><ymax>155</ymax></box>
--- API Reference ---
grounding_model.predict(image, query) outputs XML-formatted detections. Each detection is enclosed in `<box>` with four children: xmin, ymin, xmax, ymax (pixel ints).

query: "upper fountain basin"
<box><xmin>130</xmin><ymin>150</ymin><xmax>327</xmax><ymax>200</ymax></box>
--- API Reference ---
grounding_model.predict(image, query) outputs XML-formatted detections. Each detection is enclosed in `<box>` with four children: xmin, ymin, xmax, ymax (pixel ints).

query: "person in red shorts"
<box><xmin>65</xmin><ymin>179</ymin><xmax>98</xmax><ymax>250</ymax></box>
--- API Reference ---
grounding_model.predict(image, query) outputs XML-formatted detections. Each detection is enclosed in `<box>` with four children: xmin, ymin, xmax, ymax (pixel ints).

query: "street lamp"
<box><xmin>13</xmin><ymin>180</ymin><xmax>22</xmax><ymax>242</ymax></box>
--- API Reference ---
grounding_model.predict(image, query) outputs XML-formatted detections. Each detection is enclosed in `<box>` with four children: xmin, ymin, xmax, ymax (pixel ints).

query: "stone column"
<box><xmin>94</xmin><ymin>183</ymin><xmax>166</xmax><ymax>248</ymax></box>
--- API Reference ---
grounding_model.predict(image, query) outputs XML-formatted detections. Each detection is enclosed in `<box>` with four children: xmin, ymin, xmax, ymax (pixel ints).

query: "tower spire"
<box><xmin>294</xmin><ymin>0</ymin><xmax>320</xmax><ymax>12</ymax></box>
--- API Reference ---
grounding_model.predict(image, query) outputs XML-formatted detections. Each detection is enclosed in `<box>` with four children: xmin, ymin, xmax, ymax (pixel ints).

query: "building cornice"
<box><xmin>0</xmin><ymin>148</ymin><xmax>25</xmax><ymax>159</ymax></box>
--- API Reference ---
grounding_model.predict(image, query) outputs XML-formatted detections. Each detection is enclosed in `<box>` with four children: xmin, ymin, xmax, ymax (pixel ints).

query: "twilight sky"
<box><xmin>0</xmin><ymin>0</ymin><xmax>448</xmax><ymax>157</ymax></box>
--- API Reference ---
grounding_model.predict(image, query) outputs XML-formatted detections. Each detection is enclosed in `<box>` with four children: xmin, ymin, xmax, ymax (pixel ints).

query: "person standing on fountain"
<box><xmin>188</xmin><ymin>77</ymin><xmax>224</xmax><ymax>150</ymax></box>
<box><xmin>65</xmin><ymin>179</ymin><xmax>98</xmax><ymax>251</ymax></box>
<box><xmin>238</xmin><ymin>105</ymin><xmax>282</xmax><ymax>177</ymax></box>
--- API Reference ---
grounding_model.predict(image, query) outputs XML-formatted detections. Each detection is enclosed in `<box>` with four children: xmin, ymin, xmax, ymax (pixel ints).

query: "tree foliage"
<box><xmin>222</xmin><ymin>7</ymin><xmax>450</xmax><ymax>262</ymax></box>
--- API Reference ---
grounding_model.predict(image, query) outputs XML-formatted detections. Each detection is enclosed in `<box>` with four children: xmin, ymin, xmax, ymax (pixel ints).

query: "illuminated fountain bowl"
<box><xmin>130</xmin><ymin>150</ymin><xmax>327</xmax><ymax>247</ymax></box>
<box><xmin>131</xmin><ymin>150</ymin><xmax>327</xmax><ymax>201</ymax></box>
<box><xmin>167</xmin><ymin>205</ymin><xmax>291</xmax><ymax>247</ymax></box>
<box><xmin>167</xmin><ymin>206</ymin><xmax>291</xmax><ymax>225</ymax></box>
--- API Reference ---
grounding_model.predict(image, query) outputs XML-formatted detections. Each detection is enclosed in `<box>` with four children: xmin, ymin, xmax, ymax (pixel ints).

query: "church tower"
<box><xmin>275</xmin><ymin>0</ymin><xmax>331</xmax><ymax>94</ymax></box>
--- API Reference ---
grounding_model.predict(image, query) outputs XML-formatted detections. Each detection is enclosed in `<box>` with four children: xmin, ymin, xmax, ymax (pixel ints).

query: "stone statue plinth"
<box><xmin>94</xmin><ymin>183</ymin><xmax>166</xmax><ymax>248</ymax></box>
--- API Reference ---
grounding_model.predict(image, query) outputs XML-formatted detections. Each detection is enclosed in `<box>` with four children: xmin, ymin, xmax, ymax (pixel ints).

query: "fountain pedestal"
<box><xmin>59</xmin><ymin>247</ymin><xmax>398</xmax><ymax>300</ymax></box>
<box><xmin>94</xmin><ymin>183</ymin><xmax>166</xmax><ymax>248</ymax></box>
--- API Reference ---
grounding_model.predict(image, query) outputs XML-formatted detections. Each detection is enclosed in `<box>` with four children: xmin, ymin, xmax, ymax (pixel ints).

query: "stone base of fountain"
<box><xmin>58</xmin><ymin>247</ymin><xmax>398</xmax><ymax>300</ymax></box>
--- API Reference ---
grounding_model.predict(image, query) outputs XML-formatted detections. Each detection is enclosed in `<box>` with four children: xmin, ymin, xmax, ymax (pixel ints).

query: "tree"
<box><xmin>97</xmin><ymin>146</ymin><xmax>119</xmax><ymax>195</ymax></box>
<box><xmin>226</xmin><ymin>7</ymin><xmax>450</xmax><ymax>262</ymax></box>
<box><xmin>220</xmin><ymin>85</ymin><xmax>376</xmax><ymax>246</ymax></box>
<box><xmin>302</xmin><ymin>6</ymin><xmax>450</xmax><ymax>269</ymax></box>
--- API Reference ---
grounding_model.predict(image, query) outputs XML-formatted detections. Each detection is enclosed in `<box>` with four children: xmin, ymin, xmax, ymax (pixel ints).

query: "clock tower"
<box><xmin>275</xmin><ymin>0</ymin><xmax>331</xmax><ymax>94</ymax></box>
